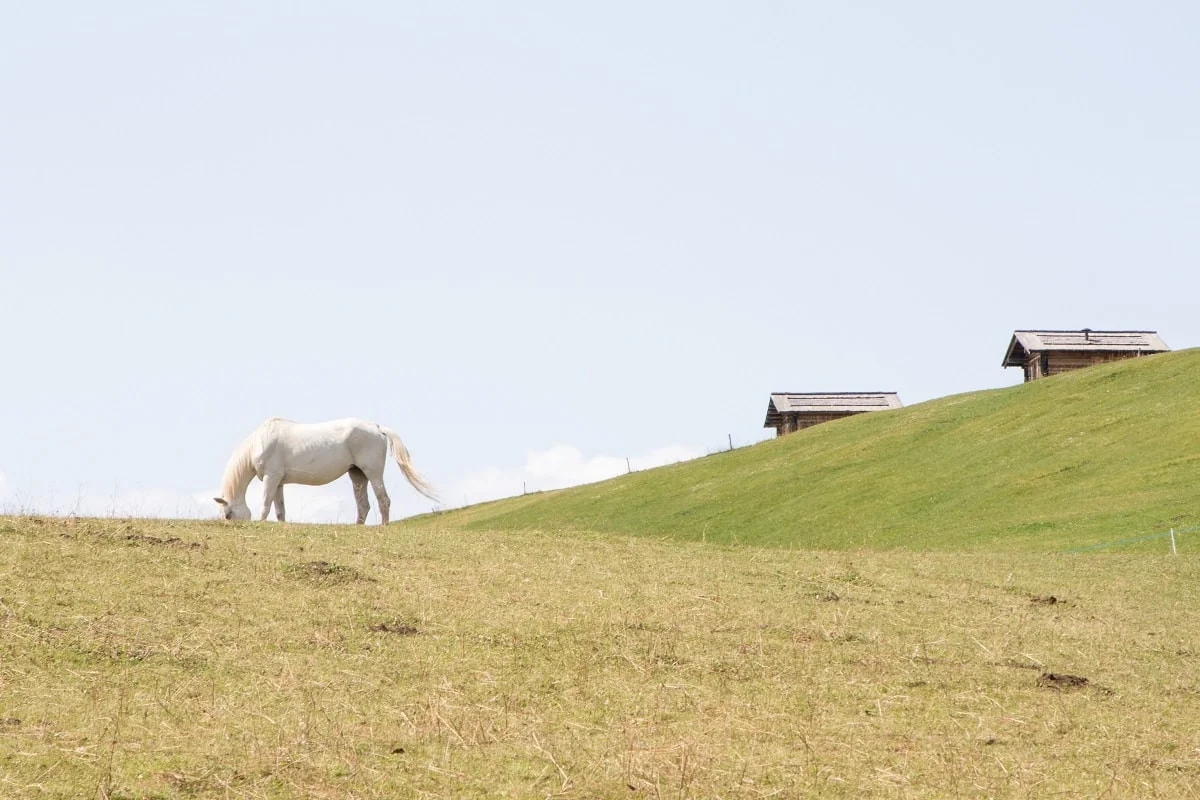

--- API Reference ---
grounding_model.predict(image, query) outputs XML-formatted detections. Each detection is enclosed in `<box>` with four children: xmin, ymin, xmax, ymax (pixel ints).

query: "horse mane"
<box><xmin>219</xmin><ymin>432</ymin><xmax>257</xmax><ymax>504</ymax></box>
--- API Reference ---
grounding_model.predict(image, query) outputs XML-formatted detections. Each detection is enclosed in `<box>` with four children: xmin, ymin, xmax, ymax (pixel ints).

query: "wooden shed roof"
<box><xmin>1002</xmin><ymin>330</ymin><xmax>1170</xmax><ymax>367</ymax></box>
<box><xmin>763</xmin><ymin>392</ymin><xmax>903</xmax><ymax>428</ymax></box>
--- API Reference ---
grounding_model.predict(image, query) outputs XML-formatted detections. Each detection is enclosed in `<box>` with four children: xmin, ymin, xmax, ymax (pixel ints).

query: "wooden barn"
<box><xmin>1002</xmin><ymin>329</ymin><xmax>1170</xmax><ymax>382</ymax></box>
<box><xmin>763</xmin><ymin>392</ymin><xmax>903</xmax><ymax>436</ymax></box>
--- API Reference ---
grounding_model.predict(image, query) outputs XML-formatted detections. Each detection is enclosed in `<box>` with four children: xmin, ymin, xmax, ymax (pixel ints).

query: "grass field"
<box><xmin>3</xmin><ymin>516</ymin><xmax>1200</xmax><ymax>798</ymax></box>
<box><xmin>402</xmin><ymin>349</ymin><xmax>1200</xmax><ymax>552</ymax></box>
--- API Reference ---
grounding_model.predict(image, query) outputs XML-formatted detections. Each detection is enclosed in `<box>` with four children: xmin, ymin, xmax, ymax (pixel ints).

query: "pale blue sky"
<box><xmin>3</xmin><ymin>2</ymin><xmax>1198</xmax><ymax>521</ymax></box>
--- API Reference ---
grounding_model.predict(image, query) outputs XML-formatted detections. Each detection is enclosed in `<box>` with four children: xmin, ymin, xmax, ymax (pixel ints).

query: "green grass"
<box><xmin>3</xmin><ymin>516</ymin><xmax>1200</xmax><ymax>798</ymax></box>
<box><xmin>402</xmin><ymin>349</ymin><xmax>1200</xmax><ymax>551</ymax></box>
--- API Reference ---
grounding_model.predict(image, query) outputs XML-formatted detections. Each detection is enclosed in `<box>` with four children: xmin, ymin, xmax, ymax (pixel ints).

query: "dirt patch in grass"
<box><xmin>1038</xmin><ymin>672</ymin><xmax>1089</xmax><ymax>690</ymax></box>
<box><xmin>369</xmin><ymin>621</ymin><xmax>419</xmax><ymax>635</ymax></box>
<box><xmin>286</xmin><ymin>560</ymin><xmax>370</xmax><ymax>583</ymax></box>
<box><xmin>123</xmin><ymin>534</ymin><xmax>202</xmax><ymax>549</ymax></box>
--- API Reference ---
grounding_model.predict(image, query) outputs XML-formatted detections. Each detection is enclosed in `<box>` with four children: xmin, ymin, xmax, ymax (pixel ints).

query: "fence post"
<box><xmin>1171</xmin><ymin>528</ymin><xmax>1177</xmax><ymax>556</ymax></box>
<box><xmin>626</xmin><ymin>457</ymin><xmax>631</xmax><ymax>474</ymax></box>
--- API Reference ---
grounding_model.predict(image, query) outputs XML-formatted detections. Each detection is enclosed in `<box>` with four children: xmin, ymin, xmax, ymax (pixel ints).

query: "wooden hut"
<box><xmin>1002</xmin><ymin>329</ymin><xmax>1170</xmax><ymax>382</ymax></box>
<box><xmin>763</xmin><ymin>392</ymin><xmax>903</xmax><ymax>436</ymax></box>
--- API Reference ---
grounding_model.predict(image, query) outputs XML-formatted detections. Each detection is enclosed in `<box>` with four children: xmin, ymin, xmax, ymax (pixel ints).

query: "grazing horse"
<box><xmin>213</xmin><ymin>418</ymin><xmax>436</xmax><ymax>524</ymax></box>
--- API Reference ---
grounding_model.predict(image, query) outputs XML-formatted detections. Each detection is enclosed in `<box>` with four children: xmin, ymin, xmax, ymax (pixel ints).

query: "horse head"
<box><xmin>213</xmin><ymin>496</ymin><xmax>251</xmax><ymax>521</ymax></box>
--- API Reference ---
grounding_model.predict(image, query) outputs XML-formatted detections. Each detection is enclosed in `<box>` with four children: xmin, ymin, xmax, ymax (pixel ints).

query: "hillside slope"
<box><xmin>404</xmin><ymin>349</ymin><xmax>1200</xmax><ymax>550</ymax></box>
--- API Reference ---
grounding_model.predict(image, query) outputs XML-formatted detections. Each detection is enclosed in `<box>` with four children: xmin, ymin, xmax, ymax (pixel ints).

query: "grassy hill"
<box><xmin>403</xmin><ymin>349</ymin><xmax>1200</xmax><ymax>551</ymax></box>
<box><xmin>6</xmin><ymin>353</ymin><xmax>1199</xmax><ymax>797</ymax></box>
<box><xmin>7</xmin><ymin>351</ymin><xmax>1200</xmax><ymax>796</ymax></box>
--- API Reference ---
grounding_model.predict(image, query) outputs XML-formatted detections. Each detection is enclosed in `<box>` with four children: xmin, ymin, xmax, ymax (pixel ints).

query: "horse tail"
<box><xmin>381</xmin><ymin>426</ymin><xmax>439</xmax><ymax>501</ymax></box>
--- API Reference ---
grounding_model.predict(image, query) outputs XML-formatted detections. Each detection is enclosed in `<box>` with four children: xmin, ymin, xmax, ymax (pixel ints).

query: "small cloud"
<box><xmin>448</xmin><ymin>442</ymin><xmax>704</xmax><ymax>508</ymax></box>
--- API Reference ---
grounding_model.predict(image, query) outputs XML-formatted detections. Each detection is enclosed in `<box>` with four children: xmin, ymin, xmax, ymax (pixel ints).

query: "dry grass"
<box><xmin>2</xmin><ymin>516</ymin><xmax>1200</xmax><ymax>798</ymax></box>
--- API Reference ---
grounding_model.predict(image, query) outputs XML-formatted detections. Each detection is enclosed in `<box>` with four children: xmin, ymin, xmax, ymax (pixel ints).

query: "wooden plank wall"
<box><xmin>1045</xmin><ymin>351</ymin><xmax>1142</xmax><ymax>376</ymax></box>
<box><xmin>1023</xmin><ymin>350</ymin><xmax>1149</xmax><ymax>381</ymax></box>
<box><xmin>776</xmin><ymin>412</ymin><xmax>859</xmax><ymax>436</ymax></box>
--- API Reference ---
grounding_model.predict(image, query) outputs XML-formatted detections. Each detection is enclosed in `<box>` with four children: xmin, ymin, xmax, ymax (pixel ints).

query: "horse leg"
<box><xmin>260</xmin><ymin>474</ymin><xmax>282</xmax><ymax>521</ymax></box>
<box><xmin>368</xmin><ymin>474</ymin><xmax>391</xmax><ymax>525</ymax></box>
<box><xmin>274</xmin><ymin>485</ymin><xmax>286</xmax><ymax>522</ymax></box>
<box><xmin>348</xmin><ymin>466</ymin><xmax>370</xmax><ymax>524</ymax></box>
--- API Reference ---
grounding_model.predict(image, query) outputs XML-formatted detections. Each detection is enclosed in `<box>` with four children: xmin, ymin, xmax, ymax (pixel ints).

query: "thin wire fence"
<box><xmin>1063</xmin><ymin>525</ymin><xmax>1198</xmax><ymax>554</ymax></box>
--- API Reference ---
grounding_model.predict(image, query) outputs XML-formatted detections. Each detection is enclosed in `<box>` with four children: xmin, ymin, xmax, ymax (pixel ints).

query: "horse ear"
<box><xmin>214</xmin><ymin>497</ymin><xmax>228</xmax><ymax>506</ymax></box>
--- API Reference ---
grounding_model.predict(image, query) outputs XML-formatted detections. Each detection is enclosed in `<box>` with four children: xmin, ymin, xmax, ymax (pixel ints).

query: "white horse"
<box><xmin>213</xmin><ymin>417</ymin><xmax>437</xmax><ymax>524</ymax></box>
